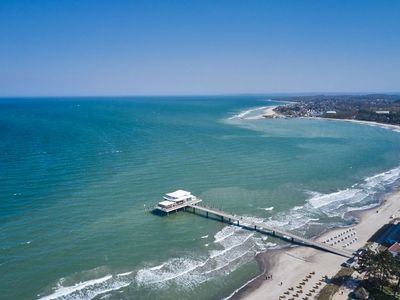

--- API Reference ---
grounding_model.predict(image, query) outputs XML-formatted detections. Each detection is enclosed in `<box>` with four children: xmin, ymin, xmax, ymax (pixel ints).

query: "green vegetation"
<box><xmin>357</xmin><ymin>249</ymin><xmax>400</xmax><ymax>299</ymax></box>
<box><xmin>317</xmin><ymin>267</ymin><xmax>354</xmax><ymax>300</ymax></box>
<box><xmin>317</xmin><ymin>249</ymin><xmax>400</xmax><ymax>299</ymax></box>
<box><xmin>274</xmin><ymin>94</ymin><xmax>400</xmax><ymax>125</ymax></box>
<box><xmin>368</xmin><ymin>285</ymin><xmax>400</xmax><ymax>300</ymax></box>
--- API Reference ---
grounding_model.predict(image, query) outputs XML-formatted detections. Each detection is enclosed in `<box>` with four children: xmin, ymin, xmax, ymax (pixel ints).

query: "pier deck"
<box><xmin>188</xmin><ymin>203</ymin><xmax>353</xmax><ymax>258</ymax></box>
<box><xmin>155</xmin><ymin>198</ymin><xmax>202</xmax><ymax>213</ymax></box>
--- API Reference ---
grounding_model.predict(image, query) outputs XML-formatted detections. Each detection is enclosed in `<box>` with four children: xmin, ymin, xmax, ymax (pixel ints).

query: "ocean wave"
<box><xmin>135</xmin><ymin>257</ymin><xmax>207</xmax><ymax>287</ymax></box>
<box><xmin>134</xmin><ymin>224</ymin><xmax>266</xmax><ymax>290</ymax></box>
<box><xmin>308</xmin><ymin>166</ymin><xmax>400</xmax><ymax>213</ymax></box>
<box><xmin>38</xmin><ymin>161</ymin><xmax>400</xmax><ymax>299</ymax></box>
<box><xmin>238</xmin><ymin>216</ymin><xmax>266</xmax><ymax>227</ymax></box>
<box><xmin>259</xmin><ymin>206</ymin><xmax>274</xmax><ymax>211</ymax></box>
<box><xmin>307</xmin><ymin>188</ymin><xmax>365</xmax><ymax>209</ymax></box>
<box><xmin>37</xmin><ymin>274</ymin><xmax>131</xmax><ymax>300</ymax></box>
<box><xmin>228</xmin><ymin>106</ymin><xmax>269</xmax><ymax>120</ymax></box>
<box><xmin>266</xmin><ymin>165</ymin><xmax>400</xmax><ymax>232</ymax></box>
<box><xmin>213</xmin><ymin>226</ymin><xmax>239</xmax><ymax>244</ymax></box>
<box><xmin>210</xmin><ymin>233</ymin><xmax>254</xmax><ymax>259</ymax></box>
<box><xmin>149</xmin><ymin>264</ymin><xmax>165</xmax><ymax>271</ymax></box>
<box><xmin>38</xmin><ymin>223</ymin><xmax>268</xmax><ymax>298</ymax></box>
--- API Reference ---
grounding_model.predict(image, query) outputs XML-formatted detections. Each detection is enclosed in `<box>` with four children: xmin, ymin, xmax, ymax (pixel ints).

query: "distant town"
<box><xmin>271</xmin><ymin>94</ymin><xmax>400</xmax><ymax>125</ymax></box>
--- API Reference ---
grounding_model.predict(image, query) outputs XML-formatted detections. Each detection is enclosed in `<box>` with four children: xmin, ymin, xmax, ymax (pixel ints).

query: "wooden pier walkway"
<box><xmin>187</xmin><ymin>203</ymin><xmax>353</xmax><ymax>258</ymax></box>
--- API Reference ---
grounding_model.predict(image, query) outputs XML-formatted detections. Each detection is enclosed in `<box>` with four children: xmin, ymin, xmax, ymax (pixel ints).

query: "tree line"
<box><xmin>357</xmin><ymin>249</ymin><xmax>400</xmax><ymax>298</ymax></box>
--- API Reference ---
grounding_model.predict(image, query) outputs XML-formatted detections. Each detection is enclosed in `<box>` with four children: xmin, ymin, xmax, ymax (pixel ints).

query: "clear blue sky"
<box><xmin>0</xmin><ymin>0</ymin><xmax>399</xmax><ymax>96</ymax></box>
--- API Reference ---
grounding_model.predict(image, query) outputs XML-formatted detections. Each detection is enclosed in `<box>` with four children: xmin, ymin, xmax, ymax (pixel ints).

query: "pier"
<box><xmin>187</xmin><ymin>203</ymin><xmax>352</xmax><ymax>258</ymax></box>
<box><xmin>154</xmin><ymin>190</ymin><xmax>353</xmax><ymax>258</ymax></box>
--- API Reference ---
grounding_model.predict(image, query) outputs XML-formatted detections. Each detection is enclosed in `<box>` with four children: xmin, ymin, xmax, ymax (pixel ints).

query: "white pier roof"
<box><xmin>165</xmin><ymin>190</ymin><xmax>191</xmax><ymax>199</ymax></box>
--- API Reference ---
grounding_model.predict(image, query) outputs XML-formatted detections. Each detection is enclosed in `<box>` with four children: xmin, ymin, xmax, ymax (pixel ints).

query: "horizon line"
<box><xmin>1</xmin><ymin>91</ymin><xmax>400</xmax><ymax>99</ymax></box>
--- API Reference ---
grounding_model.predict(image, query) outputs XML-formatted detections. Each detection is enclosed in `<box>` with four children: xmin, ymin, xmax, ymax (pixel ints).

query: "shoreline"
<box><xmin>262</xmin><ymin>106</ymin><xmax>279</xmax><ymax>117</ymax></box>
<box><xmin>223</xmin><ymin>107</ymin><xmax>400</xmax><ymax>300</ymax></box>
<box><xmin>262</xmin><ymin>103</ymin><xmax>400</xmax><ymax>131</ymax></box>
<box><xmin>303</xmin><ymin>116</ymin><xmax>400</xmax><ymax>132</ymax></box>
<box><xmin>234</xmin><ymin>187</ymin><xmax>400</xmax><ymax>300</ymax></box>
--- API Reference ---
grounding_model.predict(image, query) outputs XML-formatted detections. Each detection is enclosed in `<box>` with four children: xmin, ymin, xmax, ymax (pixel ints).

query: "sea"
<box><xmin>1</xmin><ymin>96</ymin><xmax>400</xmax><ymax>300</ymax></box>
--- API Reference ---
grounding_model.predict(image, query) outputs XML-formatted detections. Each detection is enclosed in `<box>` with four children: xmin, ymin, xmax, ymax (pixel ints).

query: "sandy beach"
<box><xmin>306</xmin><ymin>117</ymin><xmax>400</xmax><ymax>132</ymax></box>
<box><xmin>235</xmin><ymin>189</ymin><xmax>400</xmax><ymax>300</ymax></box>
<box><xmin>262</xmin><ymin>106</ymin><xmax>280</xmax><ymax>118</ymax></box>
<box><xmin>233</xmin><ymin>113</ymin><xmax>400</xmax><ymax>300</ymax></box>
<box><xmin>263</xmin><ymin>105</ymin><xmax>400</xmax><ymax>133</ymax></box>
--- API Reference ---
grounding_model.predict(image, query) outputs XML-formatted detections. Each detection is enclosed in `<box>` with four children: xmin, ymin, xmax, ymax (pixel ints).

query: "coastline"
<box><xmin>235</xmin><ymin>188</ymin><xmax>400</xmax><ymax>300</ymax></box>
<box><xmin>262</xmin><ymin>103</ymin><xmax>400</xmax><ymax>131</ymax></box>
<box><xmin>263</xmin><ymin>105</ymin><xmax>400</xmax><ymax>131</ymax></box>
<box><xmin>303</xmin><ymin>116</ymin><xmax>400</xmax><ymax>132</ymax></box>
<box><xmin>262</xmin><ymin>106</ymin><xmax>279</xmax><ymax>117</ymax></box>
<box><xmin>228</xmin><ymin>109</ymin><xmax>400</xmax><ymax>300</ymax></box>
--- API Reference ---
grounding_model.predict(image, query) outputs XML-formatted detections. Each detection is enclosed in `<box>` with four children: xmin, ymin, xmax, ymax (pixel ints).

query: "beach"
<box><xmin>263</xmin><ymin>105</ymin><xmax>400</xmax><ymax>132</ymax></box>
<box><xmin>262</xmin><ymin>106</ymin><xmax>281</xmax><ymax>118</ymax></box>
<box><xmin>237</xmin><ymin>183</ymin><xmax>400</xmax><ymax>300</ymax></box>
<box><xmin>234</xmin><ymin>109</ymin><xmax>400</xmax><ymax>300</ymax></box>
<box><xmin>306</xmin><ymin>117</ymin><xmax>400</xmax><ymax>133</ymax></box>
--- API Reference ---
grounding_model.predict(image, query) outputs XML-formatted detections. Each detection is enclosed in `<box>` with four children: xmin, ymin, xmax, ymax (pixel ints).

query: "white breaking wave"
<box><xmin>213</xmin><ymin>225</ymin><xmax>238</xmax><ymax>244</ymax></box>
<box><xmin>149</xmin><ymin>264</ymin><xmax>165</xmax><ymax>271</ymax></box>
<box><xmin>39</xmin><ymin>163</ymin><xmax>400</xmax><ymax>299</ymax></box>
<box><xmin>134</xmin><ymin>222</ymin><xmax>270</xmax><ymax>290</ymax></box>
<box><xmin>37</xmin><ymin>222</ymin><xmax>272</xmax><ymax>299</ymax></box>
<box><xmin>266</xmin><ymin>165</ymin><xmax>400</xmax><ymax>232</ymax></box>
<box><xmin>37</xmin><ymin>274</ymin><xmax>131</xmax><ymax>300</ymax></box>
<box><xmin>307</xmin><ymin>188</ymin><xmax>364</xmax><ymax>209</ymax></box>
<box><xmin>229</xmin><ymin>106</ymin><xmax>269</xmax><ymax>120</ymax></box>
<box><xmin>116</xmin><ymin>272</ymin><xmax>132</xmax><ymax>277</ymax></box>
<box><xmin>292</xmin><ymin>205</ymin><xmax>304</xmax><ymax>211</ymax></box>
<box><xmin>308</xmin><ymin>165</ymin><xmax>400</xmax><ymax>213</ymax></box>
<box><xmin>259</xmin><ymin>206</ymin><xmax>274</xmax><ymax>211</ymax></box>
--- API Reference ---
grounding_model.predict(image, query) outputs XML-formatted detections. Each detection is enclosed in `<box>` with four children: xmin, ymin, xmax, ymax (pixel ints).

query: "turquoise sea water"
<box><xmin>1</xmin><ymin>96</ymin><xmax>400</xmax><ymax>300</ymax></box>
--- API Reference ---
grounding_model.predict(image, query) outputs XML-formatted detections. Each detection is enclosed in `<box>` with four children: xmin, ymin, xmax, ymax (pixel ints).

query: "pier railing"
<box><xmin>187</xmin><ymin>203</ymin><xmax>353</xmax><ymax>258</ymax></box>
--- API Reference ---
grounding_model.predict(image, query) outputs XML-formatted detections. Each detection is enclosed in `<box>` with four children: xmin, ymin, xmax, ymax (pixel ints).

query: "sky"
<box><xmin>0</xmin><ymin>0</ymin><xmax>399</xmax><ymax>96</ymax></box>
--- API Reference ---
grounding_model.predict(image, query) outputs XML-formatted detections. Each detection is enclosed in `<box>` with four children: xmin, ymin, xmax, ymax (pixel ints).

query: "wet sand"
<box><xmin>235</xmin><ymin>189</ymin><xmax>400</xmax><ymax>300</ymax></box>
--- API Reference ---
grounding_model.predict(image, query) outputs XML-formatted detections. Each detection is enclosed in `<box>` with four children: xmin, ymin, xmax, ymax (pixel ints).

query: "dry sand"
<box><xmin>262</xmin><ymin>106</ymin><xmax>280</xmax><ymax>118</ymax></box>
<box><xmin>235</xmin><ymin>109</ymin><xmax>400</xmax><ymax>299</ymax></box>
<box><xmin>237</xmin><ymin>190</ymin><xmax>400</xmax><ymax>300</ymax></box>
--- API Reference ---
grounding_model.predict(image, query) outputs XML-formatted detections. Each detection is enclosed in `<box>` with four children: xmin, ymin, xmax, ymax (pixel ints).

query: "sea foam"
<box><xmin>229</xmin><ymin>106</ymin><xmax>269</xmax><ymax>120</ymax></box>
<box><xmin>266</xmin><ymin>165</ymin><xmax>400</xmax><ymax>232</ymax></box>
<box><xmin>37</xmin><ymin>274</ymin><xmax>130</xmax><ymax>300</ymax></box>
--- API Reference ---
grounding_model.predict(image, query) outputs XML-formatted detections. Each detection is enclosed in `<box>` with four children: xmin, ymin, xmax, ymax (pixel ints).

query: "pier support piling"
<box><xmin>176</xmin><ymin>203</ymin><xmax>353</xmax><ymax>258</ymax></box>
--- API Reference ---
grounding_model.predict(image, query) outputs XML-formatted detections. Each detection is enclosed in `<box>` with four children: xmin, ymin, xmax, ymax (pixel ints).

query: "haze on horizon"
<box><xmin>0</xmin><ymin>0</ymin><xmax>399</xmax><ymax>97</ymax></box>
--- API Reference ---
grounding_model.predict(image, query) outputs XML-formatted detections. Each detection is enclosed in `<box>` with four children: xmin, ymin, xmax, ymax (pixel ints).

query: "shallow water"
<box><xmin>0</xmin><ymin>96</ymin><xmax>399</xmax><ymax>299</ymax></box>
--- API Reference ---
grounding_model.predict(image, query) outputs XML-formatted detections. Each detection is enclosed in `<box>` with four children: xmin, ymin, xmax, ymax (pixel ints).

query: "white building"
<box><xmin>155</xmin><ymin>190</ymin><xmax>201</xmax><ymax>213</ymax></box>
<box><xmin>163</xmin><ymin>190</ymin><xmax>194</xmax><ymax>204</ymax></box>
